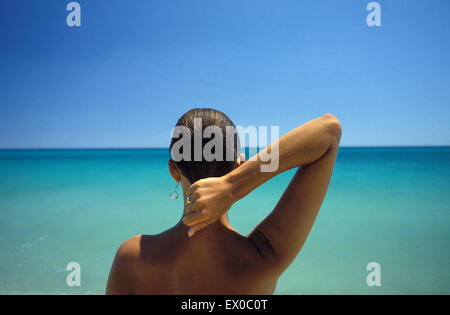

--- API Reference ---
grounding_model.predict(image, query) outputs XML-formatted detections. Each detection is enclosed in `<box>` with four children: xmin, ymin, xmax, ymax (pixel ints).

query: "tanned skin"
<box><xmin>106</xmin><ymin>114</ymin><xmax>342</xmax><ymax>294</ymax></box>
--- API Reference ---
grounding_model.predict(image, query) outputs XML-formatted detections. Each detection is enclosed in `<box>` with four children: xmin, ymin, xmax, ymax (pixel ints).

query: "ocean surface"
<box><xmin>0</xmin><ymin>147</ymin><xmax>449</xmax><ymax>294</ymax></box>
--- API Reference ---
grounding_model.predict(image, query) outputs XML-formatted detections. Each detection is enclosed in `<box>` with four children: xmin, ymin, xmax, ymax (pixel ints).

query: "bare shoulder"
<box><xmin>115</xmin><ymin>234</ymin><xmax>167</xmax><ymax>267</ymax></box>
<box><xmin>116</xmin><ymin>233</ymin><xmax>165</xmax><ymax>257</ymax></box>
<box><xmin>118</xmin><ymin>234</ymin><xmax>142</xmax><ymax>256</ymax></box>
<box><xmin>106</xmin><ymin>234</ymin><xmax>144</xmax><ymax>294</ymax></box>
<box><xmin>107</xmin><ymin>232</ymin><xmax>181</xmax><ymax>294</ymax></box>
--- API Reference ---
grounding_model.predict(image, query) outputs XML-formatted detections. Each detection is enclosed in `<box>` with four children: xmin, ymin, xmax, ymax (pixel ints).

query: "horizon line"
<box><xmin>0</xmin><ymin>145</ymin><xmax>449</xmax><ymax>151</ymax></box>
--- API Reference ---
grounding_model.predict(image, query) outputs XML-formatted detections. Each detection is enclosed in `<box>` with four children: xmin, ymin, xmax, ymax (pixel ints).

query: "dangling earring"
<box><xmin>170</xmin><ymin>182</ymin><xmax>179</xmax><ymax>200</ymax></box>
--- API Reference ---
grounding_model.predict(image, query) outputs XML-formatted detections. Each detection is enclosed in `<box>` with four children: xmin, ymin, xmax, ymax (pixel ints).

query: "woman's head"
<box><xmin>169</xmin><ymin>108</ymin><xmax>240</xmax><ymax>184</ymax></box>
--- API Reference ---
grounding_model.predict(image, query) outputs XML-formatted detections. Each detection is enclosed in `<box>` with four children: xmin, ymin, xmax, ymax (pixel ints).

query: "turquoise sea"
<box><xmin>0</xmin><ymin>147</ymin><xmax>449</xmax><ymax>294</ymax></box>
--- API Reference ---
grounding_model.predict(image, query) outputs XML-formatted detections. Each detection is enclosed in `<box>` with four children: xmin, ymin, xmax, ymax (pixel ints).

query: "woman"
<box><xmin>106</xmin><ymin>108</ymin><xmax>342</xmax><ymax>294</ymax></box>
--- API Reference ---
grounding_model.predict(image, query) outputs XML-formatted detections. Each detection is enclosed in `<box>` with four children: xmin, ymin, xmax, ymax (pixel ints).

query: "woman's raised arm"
<box><xmin>183</xmin><ymin>113</ymin><xmax>341</xmax><ymax>273</ymax></box>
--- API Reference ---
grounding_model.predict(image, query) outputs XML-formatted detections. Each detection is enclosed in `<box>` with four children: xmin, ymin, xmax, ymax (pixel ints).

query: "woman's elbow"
<box><xmin>322</xmin><ymin>113</ymin><xmax>342</xmax><ymax>142</ymax></box>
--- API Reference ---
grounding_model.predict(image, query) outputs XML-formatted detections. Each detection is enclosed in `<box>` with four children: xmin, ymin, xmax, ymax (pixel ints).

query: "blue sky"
<box><xmin>0</xmin><ymin>0</ymin><xmax>449</xmax><ymax>148</ymax></box>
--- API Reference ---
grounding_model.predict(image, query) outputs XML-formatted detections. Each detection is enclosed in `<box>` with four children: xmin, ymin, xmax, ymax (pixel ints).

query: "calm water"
<box><xmin>0</xmin><ymin>148</ymin><xmax>449</xmax><ymax>294</ymax></box>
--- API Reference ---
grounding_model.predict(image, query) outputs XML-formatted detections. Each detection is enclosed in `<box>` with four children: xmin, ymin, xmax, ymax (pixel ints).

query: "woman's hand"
<box><xmin>182</xmin><ymin>176</ymin><xmax>235</xmax><ymax>237</ymax></box>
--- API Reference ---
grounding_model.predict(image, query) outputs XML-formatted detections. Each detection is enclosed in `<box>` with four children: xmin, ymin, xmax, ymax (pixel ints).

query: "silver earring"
<box><xmin>170</xmin><ymin>182</ymin><xmax>179</xmax><ymax>200</ymax></box>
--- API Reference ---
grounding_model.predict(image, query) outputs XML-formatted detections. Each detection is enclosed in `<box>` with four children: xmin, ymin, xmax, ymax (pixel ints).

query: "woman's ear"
<box><xmin>168</xmin><ymin>160</ymin><xmax>182</xmax><ymax>182</ymax></box>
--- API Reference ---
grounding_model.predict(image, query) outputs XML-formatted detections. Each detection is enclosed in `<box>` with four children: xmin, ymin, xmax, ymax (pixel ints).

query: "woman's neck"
<box><xmin>175</xmin><ymin>178</ymin><xmax>237</xmax><ymax>236</ymax></box>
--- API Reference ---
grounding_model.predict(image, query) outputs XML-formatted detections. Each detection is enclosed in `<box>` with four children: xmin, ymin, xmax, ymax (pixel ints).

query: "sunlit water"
<box><xmin>0</xmin><ymin>148</ymin><xmax>449</xmax><ymax>294</ymax></box>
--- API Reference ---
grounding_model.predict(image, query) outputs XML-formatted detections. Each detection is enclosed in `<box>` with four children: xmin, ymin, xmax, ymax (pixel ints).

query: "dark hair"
<box><xmin>169</xmin><ymin>108</ymin><xmax>240</xmax><ymax>183</ymax></box>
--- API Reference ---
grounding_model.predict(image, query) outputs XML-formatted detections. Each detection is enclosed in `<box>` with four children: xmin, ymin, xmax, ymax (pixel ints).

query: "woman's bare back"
<box><xmin>107</xmin><ymin>223</ymin><xmax>278</xmax><ymax>294</ymax></box>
